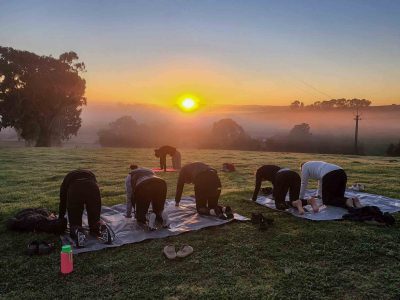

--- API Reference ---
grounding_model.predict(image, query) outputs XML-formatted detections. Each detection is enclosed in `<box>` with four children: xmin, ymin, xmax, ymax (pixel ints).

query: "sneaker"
<box><xmin>73</xmin><ymin>227</ymin><xmax>86</xmax><ymax>248</ymax></box>
<box><xmin>214</xmin><ymin>206</ymin><xmax>227</xmax><ymax>220</ymax></box>
<box><xmin>148</xmin><ymin>212</ymin><xmax>157</xmax><ymax>230</ymax></box>
<box><xmin>161</xmin><ymin>211</ymin><xmax>171</xmax><ymax>228</ymax></box>
<box><xmin>225</xmin><ymin>206</ymin><xmax>234</xmax><ymax>219</ymax></box>
<box><xmin>98</xmin><ymin>224</ymin><xmax>113</xmax><ymax>244</ymax></box>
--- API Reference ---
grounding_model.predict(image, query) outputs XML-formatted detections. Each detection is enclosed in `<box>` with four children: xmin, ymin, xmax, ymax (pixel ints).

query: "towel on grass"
<box><xmin>61</xmin><ymin>197</ymin><xmax>248</xmax><ymax>254</ymax></box>
<box><xmin>255</xmin><ymin>189</ymin><xmax>400</xmax><ymax>221</ymax></box>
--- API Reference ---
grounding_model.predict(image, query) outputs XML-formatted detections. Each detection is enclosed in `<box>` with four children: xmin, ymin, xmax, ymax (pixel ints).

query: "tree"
<box><xmin>0</xmin><ymin>47</ymin><xmax>86</xmax><ymax>146</ymax></box>
<box><xmin>386</xmin><ymin>141</ymin><xmax>400</xmax><ymax>156</ymax></box>
<box><xmin>289</xmin><ymin>123</ymin><xmax>312</xmax><ymax>139</ymax></box>
<box><xmin>290</xmin><ymin>100</ymin><xmax>304</xmax><ymax>109</ymax></box>
<box><xmin>97</xmin><ymin>116</ymin><xmax>151</xmax><ymax>147</ymax></box>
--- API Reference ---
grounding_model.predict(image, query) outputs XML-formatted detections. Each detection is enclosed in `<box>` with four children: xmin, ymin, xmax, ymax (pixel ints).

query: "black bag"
<box><xmin>6</xmin><ymin>208</ymin><xmax>67</xmax><ymax>234</ymax></box>
<box><xmin>343</xmin><ymin>206</ymin><xmax>395</xmax><ymax>226</ymax></box>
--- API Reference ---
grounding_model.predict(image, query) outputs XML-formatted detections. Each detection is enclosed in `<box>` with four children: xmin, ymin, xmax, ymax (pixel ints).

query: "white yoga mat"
<box><xmin>61</xmin><ymin>197</ymin><xmax>248</xmax><ymax>254</ymax></box>
<box><xmin>254</xmin><ymin>189</ymin><xmax>400</xmax><ymax>221</ymax></box>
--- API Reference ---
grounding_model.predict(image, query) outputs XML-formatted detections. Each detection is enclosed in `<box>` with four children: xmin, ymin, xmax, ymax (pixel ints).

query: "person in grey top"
<box><xmin>125</xmin><ymin>164</ymin><xmax>169</xmax><ymax>230</ymax></box>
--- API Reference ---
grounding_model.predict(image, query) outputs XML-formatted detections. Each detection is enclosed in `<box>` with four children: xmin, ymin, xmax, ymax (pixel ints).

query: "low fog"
<box><xmin>1</xmin><ymin>102</ymin><xmax>400</xmax><ymax>155</ymax></box>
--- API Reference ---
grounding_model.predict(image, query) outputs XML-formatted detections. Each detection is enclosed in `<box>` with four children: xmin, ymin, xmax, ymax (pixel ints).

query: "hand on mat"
<box><xmin>124</xmin><ymin>214</ymin><xmax>132</xmax><ymax>218</ymax></box>
<box><xmin>175</xmin><ymin>202</ymin><xmax>180</xmax><ymax>207</ymax></box>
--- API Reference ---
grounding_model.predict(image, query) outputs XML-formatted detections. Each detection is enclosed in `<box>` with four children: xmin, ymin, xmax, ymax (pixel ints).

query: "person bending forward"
<box><xmin>125</xmin><ymin>165</ymin><xmax>169</xmax><ymax>230</ymax></box>
<box><xmin>59</xmin><ymin>170</ymin><xmax>111</xmax><ymax>247</ymax></box>
<box><xmin>154</xmin><ymin>145</ymin><xmax>181</xmax><ymax>171</ymax></box>
<box><xmin>175</xmin><ymin>162</ymin><xmax>233</xmax><ymax>220</ymax></box>
<box><xmin>299</xmin><ymin>161</ymin><xmax>362</xmax><ymax>212</ymax></box>
<box><xmin>251</xmin><ymin>165</ymin><xmax>319</xmax><ymax>213</ymax></box>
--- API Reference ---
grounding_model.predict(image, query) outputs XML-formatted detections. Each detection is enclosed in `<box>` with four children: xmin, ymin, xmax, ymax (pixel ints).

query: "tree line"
<box><xmin>290</xmin><ymin>98</ymin><xmax>371</xmax><ymax>110</ymax></box>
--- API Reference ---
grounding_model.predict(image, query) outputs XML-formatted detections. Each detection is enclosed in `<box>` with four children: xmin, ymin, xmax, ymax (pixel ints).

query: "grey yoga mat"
<box><xmin>254</xmin><ymin>189</ymin><xmax>400</xmax><ymax>221</ymax></box>
<box><xmin>61</xmin><ymin>197</ymin><xmax>249</xmax><ymax>254</ymax></box>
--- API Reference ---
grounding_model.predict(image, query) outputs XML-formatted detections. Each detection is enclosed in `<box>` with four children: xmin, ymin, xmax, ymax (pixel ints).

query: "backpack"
<box><xmin>222</xmin><ymin>163</ymin><xmax>236</xmax><ymax>172</ymax></box>
<box><xmin>6</xmin><ymin>208</ymin><xmax>67</xmax><ymax>234</ymax></box>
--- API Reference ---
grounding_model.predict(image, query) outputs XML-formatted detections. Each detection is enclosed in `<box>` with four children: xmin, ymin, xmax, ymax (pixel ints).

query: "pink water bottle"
<box><xmin>60</xmin><ymin>245</ymin><xmax>73</xmax><ymax>274</ymax></box>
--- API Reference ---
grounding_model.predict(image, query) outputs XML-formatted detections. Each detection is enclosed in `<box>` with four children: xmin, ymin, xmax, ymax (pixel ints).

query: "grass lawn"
<box><xmin>1</xmin><ymin>148</ymin><xmax>400</xmax><ymax>299</ymax></box>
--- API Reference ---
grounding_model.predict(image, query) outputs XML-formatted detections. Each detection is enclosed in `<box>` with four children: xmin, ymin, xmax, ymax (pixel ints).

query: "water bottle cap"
<box><xmin>61</xmin><ymin>245</ymin><xmax>72</xmax><ymax>253</ymax></box>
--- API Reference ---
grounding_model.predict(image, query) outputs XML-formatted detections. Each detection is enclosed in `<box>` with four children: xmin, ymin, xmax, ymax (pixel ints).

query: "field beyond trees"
<box><xmin>1</xmin><ymin>148</ymin><xmax>400</xmax><ymax>299</ymax></box>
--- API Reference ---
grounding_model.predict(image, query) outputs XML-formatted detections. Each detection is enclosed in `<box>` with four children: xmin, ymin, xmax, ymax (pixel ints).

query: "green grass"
<box><xmin>1</xmin><ymin>148</ymin><xmax>400</xmax><ymax>299</ymax></box>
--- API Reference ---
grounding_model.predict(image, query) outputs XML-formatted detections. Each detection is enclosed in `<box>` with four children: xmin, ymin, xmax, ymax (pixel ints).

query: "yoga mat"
<box><xmin>151</xmin><ymin>168</ymin><xmax>178</xmax><ymax>173</ymax></box>
<box><xmin>254</xmin><ymin>189</ymin><xmax>400</xmax><ymax>221</ymax></box>
<box><xmin>61</xmin><ymin>197</ymin><xmax>248</xmax><ymax>254</ymax></box>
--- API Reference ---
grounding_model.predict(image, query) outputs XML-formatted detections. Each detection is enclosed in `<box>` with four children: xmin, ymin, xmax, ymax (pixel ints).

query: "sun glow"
<box><xmin>178</xmin><ymin>96</ymin><xmax>199</xmax><ymax>112</ymax></box>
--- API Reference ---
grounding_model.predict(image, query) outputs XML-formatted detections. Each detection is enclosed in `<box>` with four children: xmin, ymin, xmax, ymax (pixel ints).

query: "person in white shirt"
<box><xmin>298</xmin><ymin>161</ymin><xmax>361</xmax><ymax>213</ymax></box>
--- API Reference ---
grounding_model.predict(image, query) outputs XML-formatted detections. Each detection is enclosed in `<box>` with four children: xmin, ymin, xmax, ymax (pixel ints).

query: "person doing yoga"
<box><xmin>154</xmin><ymin>145</ymin><xmax>181</xmax><ymax>171</ymax></box>
<box><xmin>59</xmin><ymin>169</ymin><xmax>112</xmax><ymax>248</ymax></box>
<box><xmin>175</xmin><ymin>162</ymin><xmax>234</xmax><ymax>220</ymax></box>
<box><xmin>298</xmin><ymin>161</ymin><xmax>362</xmax><ymax>214</ymax></box>
<box><xmin>251</xmin><ymin>165</ymin><xmax>319</xmax><ymax>213</ymax></box>
<box><xmin>125</xmin><ymin>164</ymin><xmax>170</xmax><ymax>230</ymax></box>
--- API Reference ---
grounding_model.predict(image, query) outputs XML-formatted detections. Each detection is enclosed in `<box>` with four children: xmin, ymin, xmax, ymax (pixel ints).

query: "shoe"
<box><xmin>225</xmin><ymin>206</ymin><xmax>234</xmax><ymax>219</ymax></box>
<box><xmin>161</xmin><ymin>211</ymin><xmax>171</xmax><ymax>228</ymax></box>
<box><xmin>148</xmin><ymin>212</ymin><xmax>157</xmax><ymax>230</ymax></box>
<box><xmin>98</xmin><ymin>224</ymin><xmax>113</xmax><ymax>244</ymax></box>
<box><xmin>215</xmin><ymin>206</ymin><xmax>227</xmax><ymax>220</ymax></box>
<box><xmin>72</xmin><ymin>227</ymin><xmax>86</xmax><ymax>248</ymax></box>
<box><xmin>163</xmin><ymin>245</ymin><xmax>177</xmax><ymax>259</ymax></box>
<box><xmin>176</xmin><ymin>245</ymin><xmax>194</xmax><ymax>258</ymax></box>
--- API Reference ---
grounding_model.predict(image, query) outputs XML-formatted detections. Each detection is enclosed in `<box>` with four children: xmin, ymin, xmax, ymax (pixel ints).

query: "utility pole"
<box><xmin>354</xmin><ymin>107</ymin><xmax>361</xmax><ymax>155</ymax></box>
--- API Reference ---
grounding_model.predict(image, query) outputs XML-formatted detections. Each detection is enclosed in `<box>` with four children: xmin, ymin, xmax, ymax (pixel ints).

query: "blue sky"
<box><xmin>1</xmin><ymin>0</ymin><xmax>399</xmax><ymax>105</ymax></box>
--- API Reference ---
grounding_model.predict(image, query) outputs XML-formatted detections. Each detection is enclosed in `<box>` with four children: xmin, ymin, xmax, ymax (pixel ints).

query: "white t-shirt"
<box><xmin>299</xmin><ymin>161</ymin><xmax>342</xmax><ymax>199</ymax></box>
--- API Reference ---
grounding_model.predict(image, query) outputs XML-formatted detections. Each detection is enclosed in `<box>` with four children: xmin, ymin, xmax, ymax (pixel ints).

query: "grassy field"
<box><xmin>1</xmin><ymin>148</ymin><xmax>400</xmax><ymax>299</ymax></box>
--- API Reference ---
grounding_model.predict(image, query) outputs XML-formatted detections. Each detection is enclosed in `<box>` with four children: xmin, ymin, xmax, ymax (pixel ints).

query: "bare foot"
<box><xmin>352</xmin><ymin>197</ymin><xmax>362</xmax><ymax>208</ymax></box>
<box><xmin>292</xmin><ymin>200</ymin><xmax>305</xmax><ymax>215</ymax></box>
<box><xmin>345</xmin><ymin>198</ymin><xmax>354</xmax><ymax>208</ymax></box>
<box><xmin>308</xmin><ymin>198</ymin><xmax>320</xmax><ymax>213</ymax></box>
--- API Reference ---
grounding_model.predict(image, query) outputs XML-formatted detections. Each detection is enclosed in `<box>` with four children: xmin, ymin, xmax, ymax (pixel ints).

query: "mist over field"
<box><xmin>1</xmin><ymin>102</ymin><xmax>399</xmax><ymax>155</ymax></box>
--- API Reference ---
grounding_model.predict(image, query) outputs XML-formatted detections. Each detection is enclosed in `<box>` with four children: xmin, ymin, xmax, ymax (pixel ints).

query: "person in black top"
<box><xmin>59</xmin><ymin>170</ymin><xmax>111</xmax><ymax>247</ymax></box>
<box><xmin>251</xmin><ymin>165</ymin><xmax>319</xmax><ymax>213</ymax></box>
<box><xmin>175</xmin><ymin>162</ymin><xmax>233</xmax><ymax>219</ymax></box>
<box><xmin>154</xmin><ymin>145</ymin><xmax>179</xmax><ymax>171</ymax></box>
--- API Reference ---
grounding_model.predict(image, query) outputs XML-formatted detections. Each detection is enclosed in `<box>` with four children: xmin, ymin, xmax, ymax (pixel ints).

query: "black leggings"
<box><xmin>67</xmin><ymin>179</ymin><xmax>101</xmax><ymax>230</ymax></box>
<box><xmin>273</xmin><ymin>170</ymin><xmax>305</xmax><ymax>207</ymax></box>
<box><xmin>193</xmin><ymin>170</ymin><xmax>222</xmax><ymax>212</ymax></box>
<box><xmin>134</xmin><ymin>178</ymin><xmax>167</xmax><ymax>223</ymax></box>
<box><xmin>322</xmin><ymin>169</ymin><xmax>348</xmax><ymax>208</ymax></box>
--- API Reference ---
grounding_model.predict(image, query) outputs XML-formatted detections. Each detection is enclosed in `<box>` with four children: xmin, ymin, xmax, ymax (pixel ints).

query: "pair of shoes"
<box><xmin>27</xmin><ymin>241</ymin><xmax>54</xmax><ymax>256</ymax></box>
<box><xmin>350</xmin><ymin>183</ymin><xmax>366</xmax><ymax>191</ymax></box>
<box><xmin>163</xmin><ymin>245</ymin><xmax>194</xmax><ymax>259</ymax></box>
<box><xmin>251</xmin><ymin>213</ymin><xmax>274</xmax><ymax>230</ymax></box>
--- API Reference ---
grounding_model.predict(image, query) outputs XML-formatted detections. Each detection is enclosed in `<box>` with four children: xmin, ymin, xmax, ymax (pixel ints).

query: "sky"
<box><xmin>1</xmin><ymin>0</ymin><xmax>400</xmax><ymax>106</ymax></box>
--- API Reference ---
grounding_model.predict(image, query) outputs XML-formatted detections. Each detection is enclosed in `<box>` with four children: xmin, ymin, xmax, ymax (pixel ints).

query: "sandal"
<box><xmin>163</xmin><ymin>245</ymin><xmax>177</xmax><ymax>260</ymax></box>
<box><xmin>176</xmin><ymin>245</ymin><xmax>194</xmax><ymax>258</ymax></box>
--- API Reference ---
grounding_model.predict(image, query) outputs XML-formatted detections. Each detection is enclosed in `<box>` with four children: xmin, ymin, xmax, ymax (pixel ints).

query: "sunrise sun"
<box><xmin>178</xmin><ymin>96</ymin><xmax>199</xmax><ymax>112</ymax></box>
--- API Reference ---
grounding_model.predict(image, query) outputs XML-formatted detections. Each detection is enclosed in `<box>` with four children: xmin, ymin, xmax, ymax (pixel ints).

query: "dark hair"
<box><xmin>130</xmin><ymin>164</ymin><xmax>138</xmax><ymax>170</ymax></box>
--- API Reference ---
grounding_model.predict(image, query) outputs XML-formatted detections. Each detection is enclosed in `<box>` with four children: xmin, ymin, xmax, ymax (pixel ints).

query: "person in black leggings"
<box><xmin>175</xmin><ymin>162</ymin><xmax>234</xmax><ymax>219</ymax></box>
<box><xmin>154</xmin><ymin>145</ymin><xmax>177</xmax><ymax>171</ymax></box>
<box><xmin>59</xmin><ymin>170</ymin><xmax>111</xmax><ymax>247</ymax></box>
<box><xmin>125</xmin><ymin>165</ymin><xmax>168</xmax><ymax>230</ymax></box>
<box><xmin>251</xmin><ymin>165</ymin><xmax>319</xmax><ymax>213</ymax></box>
